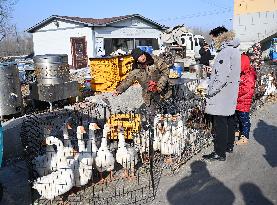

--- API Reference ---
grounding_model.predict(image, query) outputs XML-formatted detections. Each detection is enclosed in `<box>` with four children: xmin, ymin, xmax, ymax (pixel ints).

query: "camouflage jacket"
<box><xmin>116</xmin><ymin>55</ymin><xmax>172</xmax><ymax>106</ymax></box>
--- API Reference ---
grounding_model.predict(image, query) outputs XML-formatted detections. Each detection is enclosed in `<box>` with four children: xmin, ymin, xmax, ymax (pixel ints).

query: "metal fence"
<box><xmin>18</xmin><ymin>64</ymin><xmax>277</xmax><ymax>204</ymax></box>
<box><xmin>20</xmin><ymin>80</ymin><xmax>214</xmax><ymax>204</ymax></box>
<box><xmin>20</xmin><ymin>105</ymin><xmax>162</xmax><ymax>204</ymax></box>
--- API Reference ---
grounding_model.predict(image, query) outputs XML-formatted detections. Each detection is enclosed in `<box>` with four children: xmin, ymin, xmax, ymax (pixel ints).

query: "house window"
<box><xmin>104</xmin><ymin>38</ymin><xmax>159</xmax><ymax>56</ymax></box>
<box><xmin>104</xmin><ymin>38</ymin><xmax>134</xmax><ymax>55</ymax></box>
<box><xmin>135</xmin><ymin>38</ymin><xmax>159</xmax><ymax>50</ymax></box>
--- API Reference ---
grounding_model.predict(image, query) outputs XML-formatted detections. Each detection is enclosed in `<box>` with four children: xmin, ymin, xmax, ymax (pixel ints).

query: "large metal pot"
<box><xmin>0</xmin><ymin>62</ymin><xmax>23</xmax><ymax>116</ymax></box>
<box><xmin>189</xmin><ymin>64</ymin><xmax>207</xmax><ymax>79</ymax></box>
<box><xmin>34</xmin><ymin>54</ymin><xmax>70</xmax><ymax>85</ymax></box>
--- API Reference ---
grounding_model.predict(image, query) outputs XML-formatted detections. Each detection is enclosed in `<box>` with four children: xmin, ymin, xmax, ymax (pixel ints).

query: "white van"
<box><xmin>194</xmin><ymin>35</ymin><xmax>205</xmax><ymax>60</ymax></box>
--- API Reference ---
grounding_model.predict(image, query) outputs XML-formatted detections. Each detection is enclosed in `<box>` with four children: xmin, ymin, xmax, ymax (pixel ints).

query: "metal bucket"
<box><xmin>173</xmin><ymin>63</ymin><xmax>184</xmax><ymax>77</ymax></box>
<box><xmin>0</xmin><ymin>62</ymin><xmax>23</xmax><ymax>116</ymax></box>
<box><xmin>189</xmin><ymin>64</ymin><xmax>207</xmax><ymax>79</ymax></box>
<box><xmin>34</xmin><ymin>54</ymin><xmax>70</xmax><ymax>85</ymax></box>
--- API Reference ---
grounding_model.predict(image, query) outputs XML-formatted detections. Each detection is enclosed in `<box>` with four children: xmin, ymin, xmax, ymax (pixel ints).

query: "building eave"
<box><xmin>26</xmin><ymin>14</ymin><xmax>167</xmax><ymax>33</ymax></box>
<box><xmin>26</xmin><ymin>15</ymin><xmax>104</xmax><ymax>33</ymax></box>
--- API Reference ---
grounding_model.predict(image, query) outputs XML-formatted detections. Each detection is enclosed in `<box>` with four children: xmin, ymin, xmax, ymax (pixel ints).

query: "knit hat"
<box><xmin>131</xmin><ymin>48</ymin><xmax>144</xmax><ymax>60</ymax></box>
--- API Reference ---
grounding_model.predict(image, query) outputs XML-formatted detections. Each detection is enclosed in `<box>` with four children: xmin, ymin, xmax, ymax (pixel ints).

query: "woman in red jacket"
<box><xmin>235</xmin><ymin>53</ymin><xmax>257</xmax><ymax>145</ymax></box>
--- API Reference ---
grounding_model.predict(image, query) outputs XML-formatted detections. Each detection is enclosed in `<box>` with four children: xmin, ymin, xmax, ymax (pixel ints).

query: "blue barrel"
<box><xmin>146</xmin><ymin>46</ymin><xmax>153</xmax><ymax>54</ymax></box>
<box><xmin>0</xmin><ymin>122</ymin><xmax>3</xmax><ymax>167</ymax></box>
<box><xmin>272</xmin><ymin>52</ymin><xmax>277</xmax><ymax>62</ymax></box>
<box><xmin>137</xmin><ymin>46</ymin><xmax>153</xmax><ymax>54</ymax></box>
<box><xmin>173</xmin><ymin>64</ymin><xmax>183</xmax><ymax>77</ymax></box>
<box><xmin>137</xmin><ymin>46</ymin><xmax>147</xmax><ymax>52</ymax></box>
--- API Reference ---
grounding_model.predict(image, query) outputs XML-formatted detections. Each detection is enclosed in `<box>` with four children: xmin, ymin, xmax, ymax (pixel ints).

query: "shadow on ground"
<box><xmin>240</xmin><ymin>182</ymin><xmax>274</xmax><ymax>205</ymax></box>
<box><xmin>253</xmin><ymin>120</ymin><xmax>277</xmax><ymax>167</ymax></box>
<box><xmin>166</xmin><ymin>160</ymin><xmax>235</xmax><ymax>205</ymax></box>
<box><xmin>0</xmin><ymin>161</ymin><xmax>31</xmax><ymax>205</ymax></box>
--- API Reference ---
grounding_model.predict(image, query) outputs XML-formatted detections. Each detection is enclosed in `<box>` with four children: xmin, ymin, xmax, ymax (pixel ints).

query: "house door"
<box><xmin>71</xmin><ymin>37</ymin><xmax>88</xmax><ymax>69</ymax></box>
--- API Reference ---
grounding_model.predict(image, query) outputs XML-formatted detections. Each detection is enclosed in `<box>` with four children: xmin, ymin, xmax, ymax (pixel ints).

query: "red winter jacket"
<box><xmin>236</xmin><ymin>54</ymin><xmax>257</xmax><ymax>112</ymax></box>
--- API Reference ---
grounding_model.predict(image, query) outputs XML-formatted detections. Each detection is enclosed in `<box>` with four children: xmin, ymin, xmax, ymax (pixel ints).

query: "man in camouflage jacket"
<box><xmin>113</xmin><ymin>48</ymin><xmax>173</xmax><ymax>116</ymax></box>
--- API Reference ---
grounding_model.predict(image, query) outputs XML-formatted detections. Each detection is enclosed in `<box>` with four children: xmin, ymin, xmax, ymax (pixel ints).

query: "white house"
<box><xmin>27</xmin><ymin>14</ymin><xmax>166</xmax><ymax>68</ymax></box>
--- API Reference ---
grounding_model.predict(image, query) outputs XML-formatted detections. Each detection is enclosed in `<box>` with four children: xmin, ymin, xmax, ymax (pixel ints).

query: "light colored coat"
<box><xmin>205</xmin><ymin>32</ymin><xmax>241</xmax><ymax>116</ymax></box>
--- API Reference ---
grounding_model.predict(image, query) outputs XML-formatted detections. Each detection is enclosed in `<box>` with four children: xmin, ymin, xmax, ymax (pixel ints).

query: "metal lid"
<box><xmin>189</xmin><ymin>64</ymin><xmax>203</xmax><ymax>69</ymax></box>
<box><xmin>34</xmin><ymin>54</ymin><xmax>68</xmax><ymax>64</ymax></box>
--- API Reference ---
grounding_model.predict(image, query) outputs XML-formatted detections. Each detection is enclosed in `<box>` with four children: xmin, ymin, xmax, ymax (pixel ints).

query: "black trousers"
<box><xmin>212</xmin><ymin>115</ymin><xmax>236</xmax><ymax>157</ymax></box>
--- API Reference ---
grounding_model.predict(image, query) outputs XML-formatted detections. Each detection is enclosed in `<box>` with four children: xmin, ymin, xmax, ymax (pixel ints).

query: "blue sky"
<box><xmin>12</xmin><ymin>0</ymin><xmax>233</xmax><ymax>32</ymax></box>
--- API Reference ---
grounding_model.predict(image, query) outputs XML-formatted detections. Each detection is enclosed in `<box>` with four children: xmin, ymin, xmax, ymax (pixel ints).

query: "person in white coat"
<box><xmin>203</xmin><ymin>26</ymin><xmax>241</xmax><ymax>161</ymax></box>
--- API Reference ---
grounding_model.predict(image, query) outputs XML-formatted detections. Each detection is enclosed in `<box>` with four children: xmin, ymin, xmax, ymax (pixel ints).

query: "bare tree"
<box><xmin>0</xmin><ymin>31</ymin><xmax>33</xmax><ymax>56</ymax></box>
<box><xmin>0</xmin><ymin>0</ymin><xmax>31</xmax><ymax>57</ymax></box>
<box><xmin>0</xmin><ymin>0</ymin><xmax>16</xmax><ymax>41</ymax></box>
<box><xmin>189</xmin><ymin>26</ymin><xmax>212</xmax><ymax>44</ymax></box>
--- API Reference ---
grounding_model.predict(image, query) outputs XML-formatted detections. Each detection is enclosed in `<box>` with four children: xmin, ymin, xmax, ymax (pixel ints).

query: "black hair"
<box><xmin>209</xmin><ymin>26</ymin><xmax>228</xmax><ymax>37</ymax></box>
<box><xmin>131</xmin><ymin>48</ymin><xmax>144</xmax><ymax>61</ymax></box>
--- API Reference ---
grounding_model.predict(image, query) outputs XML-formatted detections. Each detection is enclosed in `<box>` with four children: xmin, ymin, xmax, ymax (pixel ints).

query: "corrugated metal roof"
<box><xmin>26</xmin><ymin>14</ymin><xmax>166</xmax><ymax>33</ymax></box>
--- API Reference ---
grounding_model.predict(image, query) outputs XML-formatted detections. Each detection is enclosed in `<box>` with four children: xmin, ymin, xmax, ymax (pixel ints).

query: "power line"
<box><xmin>199</xmin><ymin>0</ymin><xmax>229</xmax><ymax>9</ymax></box>
<box><xmin>155</xmin><ymin>7</ymin><xmax>232</xmax><ymax>22</ymax></box>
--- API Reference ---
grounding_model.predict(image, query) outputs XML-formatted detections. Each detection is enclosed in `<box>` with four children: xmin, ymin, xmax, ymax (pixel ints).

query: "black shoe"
<box><xmin>226</xmin><ymin>147</ymin><xmax>233</xmax><ymax>153</ymax></box>
<box><xmin>202</xmin><ymin>152</ymin><xmax>216</xmax><ymax>159</ymax></box>
<box><xmin>203</xmin><ymin>152</ymin><xmax>226</xmax><ymax>161</ymax></box>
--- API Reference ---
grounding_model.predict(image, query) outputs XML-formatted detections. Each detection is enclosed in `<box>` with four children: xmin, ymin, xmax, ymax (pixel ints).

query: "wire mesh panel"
<box><xmin>20</xmin><ymin>102</ymin><xmax>162</xmax><ymax>205</ymax></box>
<box><xmin>20</xmin><ymin>76</ymin><xmax>260</xmax><ymax>203</ymax></box>
<box><xmin>149</xmin><ymin>86</ymin><xmax>213</xmax><ymax>175</ymax></box>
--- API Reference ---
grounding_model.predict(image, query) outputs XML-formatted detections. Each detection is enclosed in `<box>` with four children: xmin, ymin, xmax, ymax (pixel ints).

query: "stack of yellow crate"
<box><xmin>89</xmin><ymin>55</ymin><xmax>133</xmax><ymax>92</ymax></box>
<box><xmin>107</xmin><ymin>113</ymin><xmax>141</xmax><ymax>140</ymax></box>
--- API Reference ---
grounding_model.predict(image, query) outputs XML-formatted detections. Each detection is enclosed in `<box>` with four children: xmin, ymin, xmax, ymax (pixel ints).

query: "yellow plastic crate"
<box><xmin>107</xmin><ymin>113</ymin><xmax>141</xmax><ymax>140</ymax></box>
<box><xmin>89</xmin><ymin>55</ymin><xmax>133</xmax><ymax>92</ymax></box>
